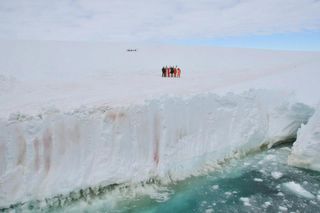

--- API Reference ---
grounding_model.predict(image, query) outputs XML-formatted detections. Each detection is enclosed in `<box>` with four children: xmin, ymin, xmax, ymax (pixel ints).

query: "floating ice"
<box><xmin>254</xmin><ymin>178</ymin><xmax>263</xmax><ymax>182</ymax></box>
<box><xmin>277</xmin><ymin>192</ymin><xmax>284</xmax><ymax>196</ymax></box>
<box><xmin>263</xmin><ymin>201</ymin><xmax>272</xmax><ymax>208</ymax></box>
<box><xmin>271</xmin><ymin>171</ymin><xmax>283</xmax><ymax>179</ymax></box>
<box><xmin>224</xmin><ymin>192</ymin><xmax>232</xmax><ymax>196</ymax></box>
<box><xmin>211</xmin><ymin>185</ymin><xmax>219</xmax><ymax>190</ymax></box>
<box><xmin>282</xmin><ymin>181</ymin><xmax>315</xmax><ymax>199</ymax></box>
<box><xmin>279</xmin><ymin>206</ymin><xmax>288</xmax><ymax>211</ymax></box>
<box><xmin>240</xmin><ymin>197</ymin><xmax>251</xmax><ymax>206</ymax></box>
<box><xmin>265</xmin><ymin>154</ymin><xmax>275</xmax><ymax>161</ymax></box>
<box><xmin>205</xmin><ymin>209</ymin><xmax>213</xmax><ymax>213</ymax></box>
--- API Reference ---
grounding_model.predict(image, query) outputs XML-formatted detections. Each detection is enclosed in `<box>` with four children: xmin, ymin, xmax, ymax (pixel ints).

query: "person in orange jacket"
<box><xmin>177</xmin><ymin>67</ymin><xmax>181</xmax><ymax>78</ymax></box>
<box><xmin>167</xmin><ymin>66</ymin><xmax>171</xmax><ymax>78</ymax></box>
<box><xmin>174</xmin><ymin>66</ymin><xmax>177</xmax><ymax>77</ymax></box>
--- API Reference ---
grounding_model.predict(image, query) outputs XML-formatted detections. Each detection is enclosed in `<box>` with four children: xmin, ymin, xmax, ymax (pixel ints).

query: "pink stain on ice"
<box><xmin>153</xmin><ymin>114</ymin><xmax>160</xmax><ymax>166</ymax></box>
<box><xmin>16</xmin><ymin>128</ymin><xmax>27</xmax><ymax>166</ymax></box>
<box><xmin>71</xmin><ymin>124</ymin><xmax>80</xmax><ymax>144</ymax></box>
<box><xmin>33</xmin><ymin>137</ymin><xmax>40</xmax><ymax>171</ymax></box>
<box><xmin>153</xmin><ymin>146</ymin><xmax>159</xmax><ymax>165</ymax></box>
<box><xmin>0</xmin><ymin>143</ymin><xmax>6</xmax><ymax>175</ymax></box>
<box><xmin>57</xmin><ymin>122</ymin><xmax>66</xmax><ymax>155</ymax></box>
<box><xmin>106</xmin><ymin>111</ymin><xmax>126</xmax><ymax>122</ymax></box>
<box><xmin>43</xmin><ymin>129</ymin><xmax>52</xmax><ymax>174</ymax></box>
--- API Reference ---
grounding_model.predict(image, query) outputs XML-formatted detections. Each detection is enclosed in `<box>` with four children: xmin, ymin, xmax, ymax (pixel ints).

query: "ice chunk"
<box><xmin>240</xmin><ymin>197</ymin><xmax>251</xmax><ymax>206</ymax></box>
<box><xmin>259</xmin><ymin>169</ymin><xmax>266</xmax><ymax>174</ymax></box>
<box><xmin>263</xmin><ymin>201</ymin><xmax>272</xmax><ymax>208</ymax></box>
<box><xmin>205</xmin><ymin>209</ymin><xmax>213</xmax><ymax>213</ymax></box>
<box><xmin>271</xmin><ymin>171</ymin><xmax>283</xmax><ymax>179</ymax></box>
<box><xmin>265</xmin><ymin>154</ymin><xmax>275</xmax><ymax>161</ymax></box>
<box><xmin>310</xmin><ymin>200</ymin><xmax>317</xmax><ymax>205</ymax></box>
<box><xmin>277</xmin><ymin>192</ymin><xmax>284</xmax><ymax>196</ymax></box>
<box><xmin>282</xmin><ymin>181</ymin><xmax>315</xmax><ymax>199</ymax></box>
<box><xmin>288</xmin><ymin>105</ymin><xmax>320</xmax><ymax>172</ymax></box>
<box><xmin>279</xmin><ymin>206</ymin><xmax>288</xmax><ymax>211</ymax></box>
<box><xmin>211</xmin><ymin>185</ymin><xmax>219</xmax><ymax>190</ymax></box>
<box><xmin>225</xmin><ymin>192</ymin><xmax>232</xmax><ymax>196</ymax></box>
<box><xmin>254</xmin><ymin>178</ymin><xmax>263</xmax><ymax>182</ymax></box>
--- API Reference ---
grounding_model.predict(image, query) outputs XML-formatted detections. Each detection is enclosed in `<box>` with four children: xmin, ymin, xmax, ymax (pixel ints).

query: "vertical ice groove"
<box><xmin>0</xmin><ymin>90</ymin><xmax>314</xmax><ymax>208</ymax></box>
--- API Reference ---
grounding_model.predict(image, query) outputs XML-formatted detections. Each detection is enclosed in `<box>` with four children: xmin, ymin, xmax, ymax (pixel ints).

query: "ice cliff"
<box><xmin>0</xmin><ymin>90</ymin><xmax>314</xmax><ymax>208</ymax></box>
<box><xmin>288</xmin><ymin>105</ymin><xmax>320</xmax><ymax>171</ymax></box>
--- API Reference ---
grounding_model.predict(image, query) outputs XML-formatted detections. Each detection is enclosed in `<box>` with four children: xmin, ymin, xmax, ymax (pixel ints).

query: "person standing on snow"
<box><xmin>162</xmin><ymin>66</ymin><xmax>166</xmax><ymax>77</ymax></box>
<box><xmin>174</xmin><ymin>66</ymin><xmax>177</xmax><ymax>77</ymax></box>
<box><xmin>170</xmin><ymin>66</ymin><xmax>174</xmax><ymax>77</ymax></box>
<box><xmin>167</xmin><ymin>66</ymin><xmax>171</xmax><ymax>78</ymax></box>
<box><xmin>177</xmin><ymin>67</ymin><xmax>181</xmax><ymax>78</ymax></box>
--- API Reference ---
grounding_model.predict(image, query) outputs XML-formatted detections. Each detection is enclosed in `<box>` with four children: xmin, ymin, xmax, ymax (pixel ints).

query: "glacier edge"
<box><xmin>0</xmin><ymin>90</ymin><xmax>314</xmax><ymax>208</ymax></box>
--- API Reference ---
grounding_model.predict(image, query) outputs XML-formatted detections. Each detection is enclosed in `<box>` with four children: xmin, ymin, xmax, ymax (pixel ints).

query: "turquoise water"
<box><xmin>4</xmin><ymin>147</ymin><xmax>320</xmax><ymax>213</ymax></box>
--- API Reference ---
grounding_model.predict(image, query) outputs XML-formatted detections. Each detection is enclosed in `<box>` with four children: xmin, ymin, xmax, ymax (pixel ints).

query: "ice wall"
<box><xmin>0</xmin><ymin>90</ymin><xmax>314</xmax><ymax>208</ymax></box>
<box><xmin>288</xmin><ymin>105</ymin><xmax>320</xmax><ymax>171</ymax></box>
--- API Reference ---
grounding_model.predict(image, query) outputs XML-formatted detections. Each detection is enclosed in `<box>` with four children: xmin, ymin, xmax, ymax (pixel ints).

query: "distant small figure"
<box><xmin>162</xmin><ymin>66</ymin><xmax>166</xmax><ymax>77</ymax></box>
<box><xmin>174</xmin><ymin>66</ymin><xmax>177</xmax><ymax>77</ymax></box>
<box><xmin>161</xmin><ymin>65</ymin><xmax>181</xmax><ymax>78</ymax></box>
<box><xmin>177</xmin><ymin>67</ymin><xmax>181</xmax><ymax>78</ymax></box>
<box><xmin>127</xmin><ymin>49</ymin><xmax>137</xmax><ymax>52</ymax></box>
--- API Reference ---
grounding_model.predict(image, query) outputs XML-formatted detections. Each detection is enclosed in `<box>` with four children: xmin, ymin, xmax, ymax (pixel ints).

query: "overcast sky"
<box><xmin>0</xmin><ymin>0</ymin><xmax>320</xmax><ymax>48</ymax></box>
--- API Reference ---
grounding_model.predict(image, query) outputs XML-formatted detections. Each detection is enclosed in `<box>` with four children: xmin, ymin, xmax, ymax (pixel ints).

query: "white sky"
<box><xmin>0</xmin><ymin>0</ymin><xmax>320</xmax><ymax>41</ymax></box>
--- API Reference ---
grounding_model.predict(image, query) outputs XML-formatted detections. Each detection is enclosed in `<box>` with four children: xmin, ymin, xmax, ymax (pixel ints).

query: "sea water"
<box><xmin>4</xmin><ymin>147</ymin><xmax>320</xmax><ymax>213</ymax></box>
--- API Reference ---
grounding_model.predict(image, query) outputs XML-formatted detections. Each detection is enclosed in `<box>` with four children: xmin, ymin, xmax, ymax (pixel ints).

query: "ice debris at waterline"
<box><xmin>4</xmin><ymin>146</ymin><xmax>320</xmax><ymax>212</ymax></box>
<box><xmin>0</xmin><ymin>90</ymin><xmax>315</xmax><ymax>208</ymax></box>
<box><xmin>282</xmin><ymin>181</ymin><xmax>315</xmax><ymax>199</ymax></box>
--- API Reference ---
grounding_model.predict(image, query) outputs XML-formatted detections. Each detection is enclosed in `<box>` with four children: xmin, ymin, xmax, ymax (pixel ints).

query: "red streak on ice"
<box><xmin>43</xmin><ymin>129</ymin><xmax>52</xmax><ymax>174</ymax></box>
<box><xmin>153</xmin><ymin>114</ymin><xmax>160</xmax><ymax>166</ymax></box>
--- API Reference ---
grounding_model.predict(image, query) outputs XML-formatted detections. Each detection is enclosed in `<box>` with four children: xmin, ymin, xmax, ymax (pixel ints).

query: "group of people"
<box><xmin>161</xmin><ymin>66</ymin><xmax>181</xmax><ymax>78</ymax></box>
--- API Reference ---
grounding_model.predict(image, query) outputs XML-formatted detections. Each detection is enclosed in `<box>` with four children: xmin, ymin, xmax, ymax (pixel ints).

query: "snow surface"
<box><xmin>288</xmin><ymin>105</ymin><xmax>320</xmax><ymax>172</ymax></box>
<box><xmin>1</xmin><ymin>40</ymin><xmax>320</xmax><ymax>117</ymax></box>
<box><xmin>0</xmin><ymin>40</ymin><xmax>320</xmax><ymax>207</ymax></box>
